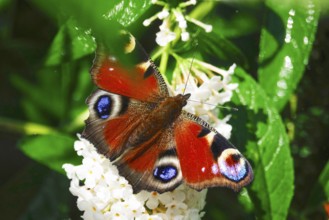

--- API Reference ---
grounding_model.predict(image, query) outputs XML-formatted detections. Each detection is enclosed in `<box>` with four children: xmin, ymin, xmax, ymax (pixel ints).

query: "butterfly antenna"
<box><xmin>183</xmin><ymin>41</ymin><xmax>198</xmax><ymax>95</ymax></box>
<box><xmin>188</xmin><ymin>99</ymin><xmax>239</xmax><ymax>111</ymax></box>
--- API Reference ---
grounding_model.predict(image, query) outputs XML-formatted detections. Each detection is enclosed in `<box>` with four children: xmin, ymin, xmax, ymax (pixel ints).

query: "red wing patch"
<box><xmin>83</xmin><ymin>111</ymin><xmax>145</xmax><ymax>161</ymax></box>
<box><xmin>92</xmin><ymin>57</ymin><xmax>160</xmax><ymax>102</ymax></box>
<box><xmin>175</xmin><ymin>121</ymin><xmax>218</xmax><ymax>183</ymax></box>
<box><xmin>91</xmin><ymin>38</ymin><xmax>168</xmax><ymax>102</ymax></box>
<box><xmin>117</xmin><ymin>132</ymin><xmax>163</xmax><ymax>172</ymax></box>
<box><xmin>103</xmin><ymin>114</ymin><xmax>140</xmax><ymax>160</ymax></box>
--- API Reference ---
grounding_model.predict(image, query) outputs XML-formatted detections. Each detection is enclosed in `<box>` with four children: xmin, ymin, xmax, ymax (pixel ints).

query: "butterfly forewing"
<box><xmin>90</xmin><ymin>32</ymin><xmax>168</xmax><ymax>102</ymax></box>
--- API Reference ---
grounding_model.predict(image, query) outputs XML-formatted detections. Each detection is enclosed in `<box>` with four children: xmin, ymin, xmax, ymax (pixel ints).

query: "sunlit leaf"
<box><xmin>103</xmin><ymin>0</ymin><xmax>151</xmax><ymax>27</ymax></box>
<box><xmin>45</xmin><ymin>19</ymin><xmax>96</xmax><ymax>66</ymax></box>
<box><xmin>19</xmin><ymin>134</ymin><xmax>80</xmax><ymax>174</ymax></box>
<box><xmin>43</xmin><ymin>0</ymin><xmax>152</xmax><ymax>65</ymax></box>
<box><xmin>32</xmin><ymin>0</ymin><xmax>152</xmax><ymax>70</ymax></box>
<box><xmin>231</xmin><ymin>68</ymin><xmax>294</xmax><ymax>220</ymax></box>
<box><xmin>258</xmin><ymin>0</ymin><xmax>320</xmax><ymax>111</ymax></box>
<box><xmin>30</xmin><ymin>0</ymin><xmax>151</xmax><ymax>27</ymax></box>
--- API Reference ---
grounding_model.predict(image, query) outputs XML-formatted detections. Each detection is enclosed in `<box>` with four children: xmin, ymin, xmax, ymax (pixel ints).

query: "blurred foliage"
<box><xmin>0</xmin><ymin>0</ymin><xmax>328</xmax><ymax>219</ymax></box>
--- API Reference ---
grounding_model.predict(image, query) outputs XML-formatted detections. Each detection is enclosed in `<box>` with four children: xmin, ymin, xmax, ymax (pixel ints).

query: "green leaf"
<box><xmin>258</xmin><ymin>0</ymin><xmax>320</xmax><ymax>111</ymax></box>
<box><xmin>210</xmin><ymin>4</ymin><xmax>260</xmax><ymax>38</ymax></box>
<box><xmin>31</xmin><ymin>0</ymin><xmax>151</xmax><ymax>27</ymax></box>
<box><xmin>0</xmin><ymin>0</ymin><xmax>10</xmax><ymax>10</ymax></box>
<box><xmin>231</xmin><ymin>68</ymin><xmax>294</xmax><ymax>220</ymax></box>
<box><xmin>199</xmin><ymin>29</ymin><xmax>249</xmax><ymax>68</ymax></box>
<box><xmin>45</xmin><ymin>19</ymin><xmax>96</xmax><ymax>66</ymax></box>
<box><xmin>19</xmin><ymin>134</ymin><xmax>80</xmax><ymax>174</ymax></box>
<box><xmin>30</xmin><ymin>0</ymin><xmax>119</xmax><ymax>51</ymax></box>
<box><xmin>44</xmin><ymin>0</ymin><xmax>152</xmax><ymax>66</ymax></box>
<box><xmin>238</xmin><ymin>189</ymin><xmax>254</xmax><ymax>213</ymax></box>
<box><xmin>105</xmin><ymin>1</ymin><xmax>152</xmax><ymax>27</ymax></box>
<box><xmin>32</xmin><ymin>0</ymin><xmax>152</xmax><ymax>70</ymax></box>
<box><xmin>307</xmin><ymin>161</ymin><xmax>329</xmax><ymax>210</ymax></box>
<box><xmin>10</xmin><ymin>73</ymin><xmax>65</xmax><ymax>122</ymax></box>
<box><xmin>11</xmin><ymin>58</ymin><xmax>93</xmax><ymax>130</ymax></box>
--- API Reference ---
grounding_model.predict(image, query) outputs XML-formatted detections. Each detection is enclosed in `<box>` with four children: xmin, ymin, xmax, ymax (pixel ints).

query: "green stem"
<box><xmin>159</xmin><ymin>45</ymin><xmax>170</xmax><ymax>76</ymax></box>
<box><xmin>171</xmin><ymin>52</ymin><xmax>182</xmax><ymax>61</ymax></box>
<box><xmin>64</xmin><ymin>109</ymin><xmax>89</xmax><ymax>133</ymax></box>
<box><xmin>152</xmin><ymin>1</ymin><xmax>216</xmax><ymax>85</ymax></box>
<box><xmin>189</xmin><ymin>1</ymin><xmax>216</xmax><ymax>20</ymax></box>
<box><xmin>151</xmin><ymin>46</ymin><xmax>166</xmax><ymax>60</ymax></box>
<box><xmin>0</xmin><ymin>117</ymin><xmax>57</xmax><ymax>135</ymax></box>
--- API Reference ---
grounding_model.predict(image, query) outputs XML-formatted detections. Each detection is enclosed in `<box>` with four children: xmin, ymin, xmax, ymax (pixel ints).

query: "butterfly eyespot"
<box><xmin>153</xmin><ymin>165</ymin><xmax>178</xmax><ymax>183</ymax></box>
<box><xmin>218</xmin><ymin>149</ymin><xmax>248</xmax><ymax>182</ymax></box>
<box><xmin>94</xmin><ymin>95</ymin><xmax>112</xmax><ymax>119</ymax></box>
<box><xmin>230</xmin><ymin>154</ymin><xmax>241</xmax><ymax>163</ymax></box>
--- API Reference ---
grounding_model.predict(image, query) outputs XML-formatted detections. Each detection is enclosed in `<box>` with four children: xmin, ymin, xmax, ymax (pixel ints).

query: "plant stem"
<box><xmin>0</xmin><ymin>117</ymin><xmax>57</xmax><ymax>135</ymax></box>
<box><xmin>189</xmin><ymin>1</ymin><xmax>216</xmax><ymax>20</ymax></box>
<box><xmin>151</xmin><ymin>46</ymin><xmax>166</xmax><ymax>60</ymax></box>
<box><xmin>64</xmin><ymin>109</ymin><xmax>89</xmax><ymax>133</ymax></box>
<box><xmin>159</xmin><ymin>45</ymin><xmax>170</xmax><ymax>76</ymax></box>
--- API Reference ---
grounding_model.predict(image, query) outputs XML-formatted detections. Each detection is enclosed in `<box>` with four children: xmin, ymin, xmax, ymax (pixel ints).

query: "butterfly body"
<box><xmin>126</xmin><ymin>93</ymin><xmax>191</xmax><ymax>148</ymax></box>
<box><xmin>82</xmin><ymin>31</ymin><xmax>253</xmax><ymax>193</ymax></box>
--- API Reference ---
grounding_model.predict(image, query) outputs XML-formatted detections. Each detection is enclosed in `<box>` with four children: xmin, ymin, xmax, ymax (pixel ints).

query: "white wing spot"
<box><xmin>211</xmin><ymin>163</ymin><xmax>219</xmax><ymax>175</ymax></box>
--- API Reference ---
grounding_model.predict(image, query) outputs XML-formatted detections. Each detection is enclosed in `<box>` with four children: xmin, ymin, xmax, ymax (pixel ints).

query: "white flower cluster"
<box><xmin>143</xmin><ymin>0</ymin><xmax>212</xmax><ymax>46</ymax></box>
<box><xmin>63</xmin><ymin>135</ymin><xmax>207</xmax><ymax>220</ymax></box>
<box><xmin>174</xmin><ymin>61</ymin><xmax>238</xmax><ymax>139</ymax></box>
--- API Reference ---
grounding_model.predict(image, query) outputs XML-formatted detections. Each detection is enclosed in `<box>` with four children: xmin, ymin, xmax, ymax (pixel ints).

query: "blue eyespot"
<box><xmin>95</xmin><ymin>95</ymin><xmax>112</xmax><ymax>119</ymax></box>
<box><xmin>222</xmin><ymin>164</ymin><xmax>247</xmax><ymax>182</ymax></box>
<box><xmin>153</xmin><ymin>166</ymin><xmax>177</xmax><ymax>183</ymax></box>
<box><xmin>219</xmin><ymin>155</ymin><xmax>248</xmax><ymax>182</ymax></box>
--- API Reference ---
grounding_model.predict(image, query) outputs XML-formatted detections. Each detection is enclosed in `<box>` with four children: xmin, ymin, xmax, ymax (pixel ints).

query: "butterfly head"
<box><xmin>175</xmin><ymin>93</ymin><xmax>191</xmax><ymax>107</ymax></box>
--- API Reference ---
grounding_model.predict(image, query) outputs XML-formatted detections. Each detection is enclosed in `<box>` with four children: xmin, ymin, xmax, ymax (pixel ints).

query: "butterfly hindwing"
<box><xmin>91</xmin><ymin>31</ymin><xmax>168</xmax><ymax>102</ymax></box>
<box><xmin>115</xmin><ymin>128</ymin><xmax>183</xmax><ymax>193</ymax></box>
<box><xmin>174</xmin><ymin>112</ymin><xmax>253</xmax><ymax>191</ymax></box>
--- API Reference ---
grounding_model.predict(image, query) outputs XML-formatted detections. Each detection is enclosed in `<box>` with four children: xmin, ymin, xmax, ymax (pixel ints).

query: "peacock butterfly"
<box><xmin>82</xmin><ymin>31</ymin><xmax>253</xmax><ymax>193</ymax></box>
